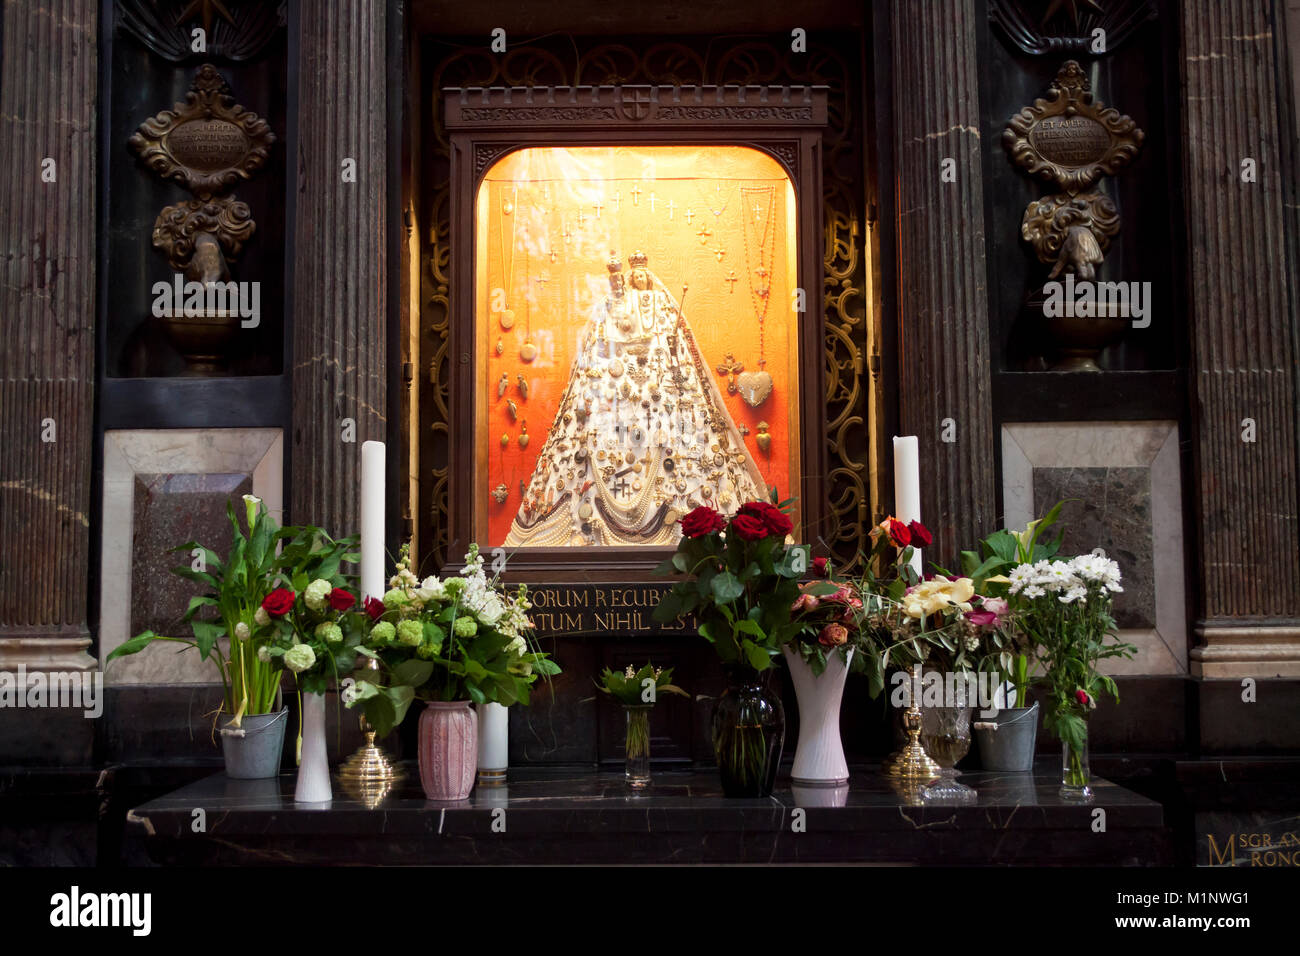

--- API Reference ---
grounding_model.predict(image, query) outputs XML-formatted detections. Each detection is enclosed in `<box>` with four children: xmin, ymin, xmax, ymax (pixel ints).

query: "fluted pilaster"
<box><xmin>290</xmin><ymin>1</ymin><xmax>388</xmax><ymax>536</ymax></box>
<box><xmin>1182</xmin><ymin>0</ymin><xmax>1300</xmax><ymax>675</ymax></box>
<box><xmin>0</xmin><ymin>0</ymin><xmax>98</xmax><ymax>670</ymax></box>
<box><xmin>891</xmin><ymin>0</ymin><xmax>997</xmax><ymax>563</ymax></box>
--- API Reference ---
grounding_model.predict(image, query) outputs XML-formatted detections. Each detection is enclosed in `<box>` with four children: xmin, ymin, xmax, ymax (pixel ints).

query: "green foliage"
<box><xmin>597</xmin><ymin>663</ymin><xmax>690</xmax><ymax>706</ymax></box>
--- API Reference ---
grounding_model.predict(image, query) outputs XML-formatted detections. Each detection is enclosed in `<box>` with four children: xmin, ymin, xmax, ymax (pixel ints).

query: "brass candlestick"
<box><xmin>340</xmin><ymin>659</ymin><xmax>404</xmax><ymax>797</ymax></box>
<box><xmin>882</xmin><ymin>664</ymin><xmax>940</xmax><ymax>780</ymax></box>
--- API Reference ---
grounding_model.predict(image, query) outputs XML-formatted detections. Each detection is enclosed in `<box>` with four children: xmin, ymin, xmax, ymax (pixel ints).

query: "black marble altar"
<box><xmin>127</xmin><ymin>764</ymin><xmax>1170</xmax><ymax>866</ymax></box>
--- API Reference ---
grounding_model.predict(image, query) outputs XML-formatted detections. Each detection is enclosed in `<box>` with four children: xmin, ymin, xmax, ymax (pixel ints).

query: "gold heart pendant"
<box><xmin>756</xmin><ymin>421</ymin><xmax>772</xmax><ymax>454</ymax></box>
<box><xmin>736</xmin><ymin>369</ymin><xmax>773</xmax><ymax>408</ymax></box>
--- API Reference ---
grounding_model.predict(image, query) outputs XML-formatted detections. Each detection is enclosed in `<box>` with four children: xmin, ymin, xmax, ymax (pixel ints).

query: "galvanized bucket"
<box><xmin>974</xmin><ymin>701</ymin><xmax>1039</xmax><ymax>772</ymax></box>
<box><xmin>219</xmin><ymin>706</ymin><xmax>288</xmax><ymax>779</ymax></box>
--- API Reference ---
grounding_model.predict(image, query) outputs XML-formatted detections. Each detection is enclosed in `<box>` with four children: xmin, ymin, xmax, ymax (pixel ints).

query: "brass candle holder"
<box><xmin>882</xmin><ymin>664</ymin><xmax>940</xmax><ymax>780</ymax></box>
<box><xmin>339</xmin><ymin>659</ymin><xmax>404</xmax><ymax>798</ymax></box>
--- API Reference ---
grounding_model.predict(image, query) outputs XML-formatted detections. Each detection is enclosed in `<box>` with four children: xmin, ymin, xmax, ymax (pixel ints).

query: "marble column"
<box><xmin>0</xmin><ymin>0</ymin><xmax>98</xmax><ymax>671</ymax></box>
<box><xmin>890</xmin><ymin>0</ymin><xmax>998</xmax><ymax>564</ymax></box>
<box><xmin>1182</xmin><ymin>0</ymin><xmax>1300</xmax><ymax>676</ymax></box>
<box><xmin>290</xmin><ymin>2</ymin><xmax>388</xmax><ymax>536</ymax></box>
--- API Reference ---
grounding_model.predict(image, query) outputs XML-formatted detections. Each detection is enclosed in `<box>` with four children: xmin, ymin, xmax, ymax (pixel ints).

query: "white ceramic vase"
<box><xmin>783</xmin><ymin>645</ymin><xmax>854</xmax><ymax>786</ymax></box>
<box><xmin>294</xmin><ymin>691</ymin><xmax>332</xmax><ymax>803</ymax></box>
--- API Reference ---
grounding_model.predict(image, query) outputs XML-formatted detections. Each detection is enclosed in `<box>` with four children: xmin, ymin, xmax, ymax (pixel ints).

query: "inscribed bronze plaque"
<box><xmin>1003</xmin><ymin>60</ymin><xmax>1144</xmax><ymax>194</ymax></box>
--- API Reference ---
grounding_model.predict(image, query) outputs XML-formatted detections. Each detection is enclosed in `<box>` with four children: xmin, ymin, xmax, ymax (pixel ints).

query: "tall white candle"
<box><xmin>360</xmin><ymin>440</ymin><xmax>386</xmax><ymax>601</ymax></box>
<box><xmin>477</xmin><ymin>701</ymin><xmax>509</xmax><ymax>784</ymax></box>
<box><xmin>892</xmin><ymin>435</ymin><xmax>922</xmax><ymax>576</ymax></box>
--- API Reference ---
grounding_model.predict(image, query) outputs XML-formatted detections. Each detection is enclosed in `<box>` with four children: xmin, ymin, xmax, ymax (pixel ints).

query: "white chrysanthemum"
<box><xmin>1022</xmin><ymin>584</ymin><xmax>1046</xmax><ymax>600</ymax></box>
<box><xmin>1058</xmin><ymin>585</ymin><xmax>1088</xmax><ymax>605</ymax></box>
<box><xmin>1008</xmin><ymin>564</ymin><xmax>1034</xmax><ymax>595</ymax></box>
<box><xmin>304</xmin><ymin>578</ymin><xmax>332</xmax><ymax>612</ymax></box>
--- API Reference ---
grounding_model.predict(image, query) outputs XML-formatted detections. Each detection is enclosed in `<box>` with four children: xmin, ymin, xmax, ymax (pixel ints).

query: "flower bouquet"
<box><xmin>652</xmin><ymin>495</ymin><xmax>807</xmax><ymax>796</ymax></box>
<box><xmin>597</xmin><ymin>664</ymin><xmax>689</xmax><ymax>788</ymax></box>
<box><xmin>1006</xmin><ymin>546</ymin><xmax>1136</xmax><ymax>796</ymax></box>
<box><xmin>350</xmin><ymin>543</ymin><xmax>559</xmax><ymax>799</ymax></box>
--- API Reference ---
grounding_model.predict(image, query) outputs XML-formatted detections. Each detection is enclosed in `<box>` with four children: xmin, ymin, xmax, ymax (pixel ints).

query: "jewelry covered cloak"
<box><xmin>505</xmin><ymin>252</ymin><xmax>768</xmax><ymax>546</ymax></box>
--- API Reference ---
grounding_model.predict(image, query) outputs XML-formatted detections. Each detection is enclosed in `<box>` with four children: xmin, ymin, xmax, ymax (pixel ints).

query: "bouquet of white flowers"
<box><xmin>348</xmin><ymin>543</ymin><xmax>560</xmax><ymax>737</ymax></box>
<box><xmin>1008</xmin><ymin>548</ymin><xmax>1136</xmax><ymax>788</ymax></box>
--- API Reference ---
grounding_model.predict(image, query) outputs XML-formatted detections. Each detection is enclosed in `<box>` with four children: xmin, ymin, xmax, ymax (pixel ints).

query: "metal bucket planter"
<box><xmin>219</xmin><ymin>706</ymin><xmax>289</xmax><ymax>779</ymax></box>
<box><xmin>974</xmin><ymin>700</ymin><xmax>1039</xmax><ymax>772</ymax></box>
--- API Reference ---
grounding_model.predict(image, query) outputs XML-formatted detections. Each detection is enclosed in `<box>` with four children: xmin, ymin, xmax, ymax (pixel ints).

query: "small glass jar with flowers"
<box><xmin>597</xmin><ymin>664</ymin><xmax>689</xmax><ymax>789</ymax></box>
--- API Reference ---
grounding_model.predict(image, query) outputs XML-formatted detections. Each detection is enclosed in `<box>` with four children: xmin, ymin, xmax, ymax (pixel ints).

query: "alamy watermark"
<box><xmin>1042</xmin><ymin>273</ymin><xmax>1151</xmax><ymax>329</ymax></box>
<box><xmin>151</xmin><ymin>273</ymin><xmax>261</xmax><ymax>328</ymax></box>
<box><xmin>0</xmin><ymin>664</ymin><xmax>102</xmax><ymax>718</ymax></box>
<box><xmin>889</xmin><ymin>669</ymin><xmax>1012</xmax><ymax>718</ymax></box>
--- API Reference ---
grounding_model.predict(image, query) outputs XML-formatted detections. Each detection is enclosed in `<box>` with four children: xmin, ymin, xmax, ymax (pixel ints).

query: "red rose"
<box><xmin>738</xmin><ymin>500</ymin><xmax>793</xmax><ymax>538</ymax></box>
<box><xmin>811</xmin><ymin>556</ymin><xmax>830</xmax><ymax>578</ymax></box>
<box><xmin>907</xmin><ymin>521</ymin><xmax>932</xmax><ymax>548</ymax></box>
<box><xmin>888</xmin><ymin>518</ymin><xmax>911</xmax><ymax>548</ymax></box>
<box><xmin>818</xmin><ymin>623</ymin><xmax>849</xmax><ymax>647</ymax></box>
<box><xmin>261</xmin><ymin>587</ymin><xmax>295</xmax><ymax>617</ymax></box>
<box><xmin>328</xmin><ymin>588</ymin><xmax>356</xmax><ymax>612</ymax></box>
<box><xmin>729</xmin><ymin>513</ymin><xmax>769</xmax><ymax>541</ymax></box>
<box><xmin>680</xmin><ymin>506</ymin><xmax>726</xmax><ymax>538</ymax></box>
<box><xmin>364</xmin><ymin>596</ymin><xmax>385</xmax><ymax>621</ymax></box>
<box><xmin>1075</xmin><ymin>689</ymin><xmax>1095</xmax><ymax>710</ymax></box>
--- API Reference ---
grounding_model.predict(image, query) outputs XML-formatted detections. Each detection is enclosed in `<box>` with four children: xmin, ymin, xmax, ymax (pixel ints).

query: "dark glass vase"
<box><xmin>712</xmin><ymin>665</ymin><xmax>785</xmax><ymax>797</ymax></box>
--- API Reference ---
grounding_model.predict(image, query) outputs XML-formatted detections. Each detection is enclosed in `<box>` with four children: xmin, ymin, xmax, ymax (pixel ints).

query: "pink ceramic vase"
<box><xmin>418</xmin><ymin>701</ymin><xmax>478</xmax><ymax>800</ymax></box>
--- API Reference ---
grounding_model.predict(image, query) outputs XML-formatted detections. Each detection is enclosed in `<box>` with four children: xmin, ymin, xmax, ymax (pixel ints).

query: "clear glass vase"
<box><xmin>1061</xmin><ymin>732</ymin><xmax>1092</xmax><ymax>800</ymax></box>
<box><xmin>624</xmin><ymin>704</ymin><xmax>652</xmax><ymax>789</ymax></box>
<box><xmin>920</xmin><ymin>704</ymin><xmax>972</xmax><ymax>776</ymax></box>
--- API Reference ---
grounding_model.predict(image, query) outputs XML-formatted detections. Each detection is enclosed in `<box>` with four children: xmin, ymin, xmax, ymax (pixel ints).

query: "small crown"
<box><xmin>607</xmin><ymin>252</ymin><xmax>622</xmax><ymax>273</ymax></box>
<box><xmin>628</xmin><ymin>250</ymin><xmax>648</xmax><ymax>267</ymax></box>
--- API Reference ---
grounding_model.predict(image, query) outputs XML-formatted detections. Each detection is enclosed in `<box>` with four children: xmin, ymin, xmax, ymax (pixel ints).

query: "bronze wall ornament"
<box><xmin>129</xmin><ymin>63</ymin><xmax>277</xmax><ymax>199</ymax></box>
<box><xmin>1004</xmin><ymin>60</ymin><xmax>1144</xmax><ymax>369</ymax></box>
<box><xmin>1003</xmin><ymin>60</ymin><xmax>1143</xmax><ymax>195</ymax></box>
<box><xmin>129</xmin><ymin>64</ymin><xmax>276</xmax><ymax>372</ymax></box>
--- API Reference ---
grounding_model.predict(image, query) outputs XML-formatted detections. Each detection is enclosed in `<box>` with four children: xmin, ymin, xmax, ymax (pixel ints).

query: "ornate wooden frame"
<box><xmin>443</xmin><ymin>84</ymin><xmax>830</xmax><ymax>580</ymax></box>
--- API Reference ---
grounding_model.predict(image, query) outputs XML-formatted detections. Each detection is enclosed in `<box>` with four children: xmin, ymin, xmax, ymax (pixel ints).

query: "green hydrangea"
<box><xmin>304</xmin><ymin>578</ymin><xmax>332</xmax><ymax>612</ymax></box>
<box><xmin>370</xmin><ymin>621</ymin><xmax>396</xmax><ymax>646</ymax></box>
<box><xmin>442</xmin><ymin>577</ymin><xmax>467</xmax><ymax>598</ymax></box>
<box><xmin>416</xmin><ymin>641</ymin><xmax>437</xmax><ymax>660</ymax></box>
<box><xmin>382</xmin><ymin>588</ymin><xmax>408</xmax><ymax>610</ymax></box>
<box><xmin>284</xmin><ymin>643</ymin><xmax>316</xmax><ymax>674</ymax></box>
<box><xmin>396</xmin><ymin>619</ymin><xmax>423</xmax><ymax>647</ymax></box>
<box><xmin>452</xmin><ymin>616</ymin><xmax>477</xmax><ymax>638</ymax></box>
<box><xmin>315</xmin><ymin>622</ymin><xmax>343</xmax><ymax>645</ymax></box>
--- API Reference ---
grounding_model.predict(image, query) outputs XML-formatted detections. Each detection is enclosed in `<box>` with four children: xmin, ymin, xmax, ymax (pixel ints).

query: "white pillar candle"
<box><xmin>477</xmin><ymin>701</ymin><xmax>509</xmax><ymax>785</ymax></box>
<box><xmin>892</xmin><ymin>435</ymin><xmax>922</xmax><ymax>576</ymax></box>
<box><xmin>360</xmin><ymin>440</ymin><xmax>386</xmax><ymax>601</ymax></box>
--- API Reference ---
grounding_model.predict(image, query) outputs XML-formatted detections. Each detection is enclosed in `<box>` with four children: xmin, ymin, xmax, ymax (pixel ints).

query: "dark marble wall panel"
<box><xmin>1033</xmin><ymin>465</ymin><xmax>1155</xmax><ymax>627</ymax></box>
<box><xmin>130</xmin><ymin>473</ymin><xmax>251</xmax><ymax>637</ymax></box>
